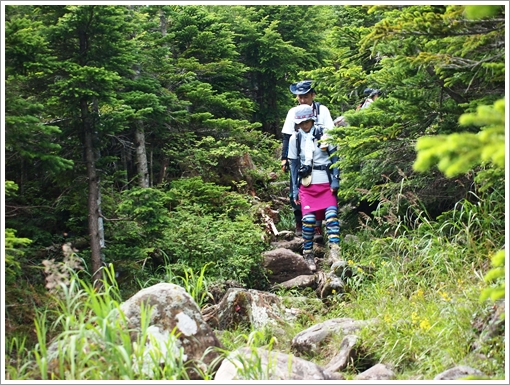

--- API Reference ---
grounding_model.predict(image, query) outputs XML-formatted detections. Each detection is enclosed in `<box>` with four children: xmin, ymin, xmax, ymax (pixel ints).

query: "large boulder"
<box><xmin>324</xmin><ymin>334</ymin><xmax>359</xmax><ymax>373</ymax></box>
<box><xmin>262</xmin><ymin>248</ymin><xmax>313</xmax><ymax>284</ymax></box>
<box><xmin>291</xmin><ymin>317</ymin><xmax>369</xmax><ymax>355</ymax></box>
<box><xmin>274</xmin><ymin>274</ymin><xmax>316</xmax><ymax>290</ymax></box>
<box><xmin>213</xmin><ymin>288</ymin><xmax>286</xmax><ymax>331</ymax></box>
<box><xmin>433</xmin><ymin>365</ymin><xmax>485</xmax><ymax>380</ymax></box>
<box><xmin>354</xmin><ymin>363</ymin><xmax>396</xmax><ymax>380</ymax></box>
<box><xmin>120</xmin><ymin>283</ymin><xmax>222</xmax><ymax>380</ymax></box>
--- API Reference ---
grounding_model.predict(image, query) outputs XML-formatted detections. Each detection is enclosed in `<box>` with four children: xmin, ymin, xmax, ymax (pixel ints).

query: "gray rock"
<box><xmin>120</xmin><ymin>283</ymin><xmax>222</xmax><ymax>379</ymax></box>
<box><xmin>262</xmin><ymin>248</ymin><xmax>314</xmax><ymax>283</ymax></box>
<box><xmin>215</xmin><ymin>288</ymin><xmax>286</xmax><ymax>331</ymax></box>
<box><xmin>271</xmin><ymin>231</ymin><xmax>303</xmax><ymax>249</ymax></box>
<box><xmin>354</xmin><ymin>363</ymin><xmax>396</xmax><ymax>380</ymax></box>
<box><xmin>274</xmin><ymin>274</ymin><xmax>316</xmax><ymax>289</ymax></box>
<box><xmin>291</xmin><ymin>318</ymin><xmax>368</xmax><ymax>355</ymax></box>
<box><xmin>324</xmin><ymin>334</ymin><xmax>358</xmax><ymax>372</ymax></box>
<box><xmin>214</xmin><ymin>347</ymin><xmax>345</xmax><ymax>380</ymax></box>
<box><xmin>433</xmin><ymin>365</ymin><xmax>485</xmax><ymax>380</ymax></box>
<box><xmin>316</xmin><ymin>270</ymin><xmax>345</xmax><ymax>298</ymax></box>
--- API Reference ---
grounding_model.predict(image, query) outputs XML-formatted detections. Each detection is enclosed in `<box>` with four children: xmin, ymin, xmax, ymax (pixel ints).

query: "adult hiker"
<box><xmin>359</xmin><ymin>89</ymin><xmax>381</xmax><ymax>110</ymax></box>
<box><xmin>288</xmin><ymin>104</ymin><xmax>341</xmax><ymax>272</ymax></box>
<box><xmin>280</xmin><ymin>80</ymin><xmax>334</xmax><ymax>237</ymax></box>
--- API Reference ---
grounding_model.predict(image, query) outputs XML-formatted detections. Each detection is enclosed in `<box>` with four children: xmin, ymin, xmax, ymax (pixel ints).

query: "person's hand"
<box><xmin>330</xmin><ymin>177</ymin><xmax>339</xmax><ymax>192</ymax></box>
<box><xmin>281</xmin><ymin>159</ymin><xmax>289</xmax><ymax>172</ymax></box>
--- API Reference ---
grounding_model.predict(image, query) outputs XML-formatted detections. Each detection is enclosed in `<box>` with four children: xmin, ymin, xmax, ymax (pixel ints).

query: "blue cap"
<box><xmin>290</xmin><ymin>80</ymin><xmax>314</xmax><ymax>95</ymax></box>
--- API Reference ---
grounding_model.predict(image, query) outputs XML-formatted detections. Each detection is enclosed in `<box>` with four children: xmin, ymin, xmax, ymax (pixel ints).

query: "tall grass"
<box><xmin>211</xmin><ymin>190</ymin><xmax>505</xmax><ymax>380</ymax></box>
<box><xmin>214</xmin><ymin>329</ymin><xmax>280</xmax><ymax>380</ymax></box>
<box><xmin>136</xmin><ymin>253</ymin><xmax>215</xmax><ymax>311</ymax></box>
<box><xmin>318</xmin><ymin>191</ymin><xmax>506</xmax><ymax>379</ymax></box>
<box><xmin>4</xmin><ymin>264</ymin><xmax>212</xmax><ymax>380</ymax></box>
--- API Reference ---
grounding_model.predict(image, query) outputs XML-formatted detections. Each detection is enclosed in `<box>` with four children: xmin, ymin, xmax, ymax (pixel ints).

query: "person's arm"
<box><xmin>329</xmin><ymin>153</ymin><xmax>340</xmax><ymax>191</ymax></box>
<box><xmin>281</xmin><ymin>133</ymin><xmax>292</xmax><ymax>171</ymax></box>
<box><xmin>281</xmin><ymin>107</ymin><xmax>296</xmax><ymax>171</ymax></box>
<box><xmin>288</xmin><ymin>133</ymin><xmax>300</xmax><ymax>202</ymax></box>
<box><xmin>281</xmin><ymin>107</ymin><xmax>296</xmax><ymax>135</ymax></box>
<box><xmin>290</xmin><ymin>158</ymin><xmax>300</xmax><ymax>202</ymax></box>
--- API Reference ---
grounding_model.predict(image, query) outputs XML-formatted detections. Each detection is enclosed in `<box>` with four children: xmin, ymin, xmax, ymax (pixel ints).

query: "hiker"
<box><xmin>288</xmin><ymin>104</ymin><xmax>341</xmax><ymax>272</ymax></box>
<box><xmin>359</xmin><ymin>89</ymin><xmax>381</xmax><ymax>110</ymax></box>
<box><xmin>280</xmin><ymin>80</ymin><xmax>334</xmax><ymax>237</ymax></box>
<box><xmin>333</xmin><ymin>116</ymin><xmax>348</xmax><ymax>127</ymax></box>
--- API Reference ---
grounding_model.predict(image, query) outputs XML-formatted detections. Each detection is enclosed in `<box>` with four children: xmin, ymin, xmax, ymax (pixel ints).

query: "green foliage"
<box><xmin>162</xmin><ymin>206</ymin><xmax>267</xmax><ymax>287</ymax></box>
<box><xmin>464</xmin><ymin>5</ymin><xmax>503</xmax><ymax>19</ymax></box>
<box><xmin>156</xmin><ymin>262</ymin><xmax>214</xmax><ymax>309</ymax></box>
<box><xmin>413</xmin><ymin>96</ymin><xmax>505</xmax><ymax>309</ymax></box>
<box><xmin>4</xmin><ymin>5</ymin><xmax>506</xmax><ymax>380</ymax></box>
<box><xmin>4</xmin><ymin>180</ymin><xmax>19</xmax><ymax>197</ymax></box>
<box><xmin>167</xmin><ymin>177</ymin><xmax>251</xmax><ymax>214</ymax></box>
<box><xmin>214</xmin><ymin>5</ymin><xmax>335</xmax><ymax>134</ymax></box>
<box><xmin>310</xmin><ymin>4</ymin><xmax>505</xmax><ymax>234</ymax></box>
<box><xmin>117</xmin><ymin>187</ymin><xmax>172</xmax><ymax>242</ymax></box>
<box><xmin>4</xmin><ymin>228</ymin><xmax>33</xmax><ymax>284</ymax></box>
<box><xmin>4</xmin><ymin>84</ymin><xmax>74</xmax><ymax>175</ymax></box>
<box><xmin>109</xmin><ymin>178</ymin><xmax>268</xmax><ymax>287</ymax></box>
<box><xmin>215</xmin><ymin>329</ymin><xmax>279</xmax><ymax>380</ymax></box>
<box><xmin>326</xmin><ymin>191</ymin><xmax>505</xmax><ymax>379</ymax></box>
<box><xmin>480</xmin><ymin>250</ymin><xmax>505</xmax><ymax>304</ymax></box>
<box><xmin>414</xmin><ymin>98</ymin><xmax>505</xmax><ymax>177</ymax></box>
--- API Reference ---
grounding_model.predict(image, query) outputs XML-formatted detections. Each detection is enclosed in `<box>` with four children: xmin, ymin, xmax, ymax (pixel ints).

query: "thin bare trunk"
<box><xmin>82</xmin><ymin>99</ymin><xmax>103</xmax><ymax>287</ymax></box>
<box><xmin>150</xmin><ymin>148</ymin><xmax>153</xmax><ymax>186</ymax></box>
<box><xmin>157</xmin><ymin>156</ymin><xmax>169</xmax><ymax>185</ymax></box>
<box><xmin>135</xmin><ymin>121</ymin><xmax>150</xmax><ymax>188</ymax></box>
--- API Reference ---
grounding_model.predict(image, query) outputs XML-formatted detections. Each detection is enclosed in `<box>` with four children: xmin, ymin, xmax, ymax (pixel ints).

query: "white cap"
<box><xmin>293</xmin><ymin>104</ymin><xmax>316</xmax><ymax>124</ymax></box>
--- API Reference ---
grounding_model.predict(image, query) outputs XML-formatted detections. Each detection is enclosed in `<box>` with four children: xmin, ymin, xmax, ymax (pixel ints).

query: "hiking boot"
<box><xmin>303</xmin><ymin>250</ymin><xmax>316</xmax><ymax>272</ymax></box>
<box><xmin>295</xmin><ymin>222</ymin><xmax>303</xmax><ymax>237</ymax></box>
<box><xmin>328</xmin><ymin>243</ymin><xmax>341</xmax><ymax>265</ymax></box>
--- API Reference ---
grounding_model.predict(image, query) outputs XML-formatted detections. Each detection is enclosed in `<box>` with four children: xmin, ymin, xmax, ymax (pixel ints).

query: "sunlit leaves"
<box><xmin>414</xmin><ymin>98</ymin><xmax>505</xmax><ymax>177</ymax></box>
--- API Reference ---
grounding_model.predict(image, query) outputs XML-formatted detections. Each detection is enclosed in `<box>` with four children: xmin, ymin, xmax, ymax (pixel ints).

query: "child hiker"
<box><xmin>288</xmin><ymin>104</ymin><xmax>341</xmax><ymax>271</ymax></box>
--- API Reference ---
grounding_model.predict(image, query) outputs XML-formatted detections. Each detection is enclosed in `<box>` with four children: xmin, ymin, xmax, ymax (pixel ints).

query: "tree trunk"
<box><xmin>157</xmin><ymin>156</ymin><xmax>169</xmax><ymax>185</ymax></box>
<box><xmin>81</xmin><ymin>99</ymin><xmax>103</xmax><ymax>287</ymax></box>
<box><xmin>135</xmin><ymin>121</ymin><xmax>150</xmax><ymax>188</ymax></box>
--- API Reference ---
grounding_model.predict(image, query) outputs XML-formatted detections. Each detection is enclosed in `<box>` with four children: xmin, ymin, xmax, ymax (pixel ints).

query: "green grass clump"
<box><xmin>4</xmin><ymin>264</ymin><xmax>215</xmax><ymax>380</ymax></box>
<box><xmin>316</xmin><ymin>194</ymin><xmax>505</xmax><ymax>380</ymax></box>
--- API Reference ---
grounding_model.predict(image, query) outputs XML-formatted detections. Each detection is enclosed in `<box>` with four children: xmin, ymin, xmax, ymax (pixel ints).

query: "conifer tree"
<box><xmin>5</xmin><ymin>5</ymin><xmax>141</xmax><ymax>284</ymax></box>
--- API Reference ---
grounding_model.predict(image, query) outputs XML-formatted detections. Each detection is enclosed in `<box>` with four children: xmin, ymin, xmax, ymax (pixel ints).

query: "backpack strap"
<box><xmin>296</xmin><ymin>131</ymin><xmax>302</xmax><ymax>161</ymax></box>
<box><xmin>297</xmin><ymin>126</ymin><xmax>330</xmax><ymax>158</ymax></box>
<box><xmin>313</xmin><ymin>101</ymin><xmax>321</xmax><ymax>117</ymax></box>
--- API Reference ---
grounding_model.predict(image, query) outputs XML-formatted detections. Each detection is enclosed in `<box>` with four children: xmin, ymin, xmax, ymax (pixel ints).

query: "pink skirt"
<box><xmin>299</xmin><ymin>183</ymin><xmax>337</xmax><ymax>216</ymax></box>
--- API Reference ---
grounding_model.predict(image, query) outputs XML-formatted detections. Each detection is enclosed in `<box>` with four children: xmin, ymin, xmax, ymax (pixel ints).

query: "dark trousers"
<box><xmin>289</xmin><ymin>174</ymin><xmax>302</xmax><ymax>225</ymax></box>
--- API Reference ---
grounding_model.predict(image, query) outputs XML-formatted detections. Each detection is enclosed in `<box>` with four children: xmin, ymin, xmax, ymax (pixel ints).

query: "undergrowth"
<box><xmin>4</xmin><ymin>190</ymin><xmax>505</xmax><ymax>380</ymax></box>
